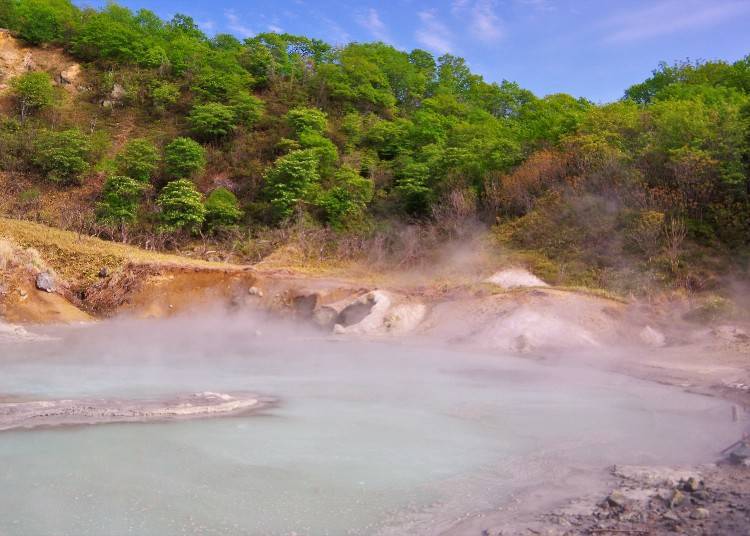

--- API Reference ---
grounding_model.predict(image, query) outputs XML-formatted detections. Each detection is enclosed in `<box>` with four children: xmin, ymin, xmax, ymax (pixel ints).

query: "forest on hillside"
<box><xmin>1</xmin><ymin>0</ymin><xmax>749</xmax><ymax>295</ymax></box>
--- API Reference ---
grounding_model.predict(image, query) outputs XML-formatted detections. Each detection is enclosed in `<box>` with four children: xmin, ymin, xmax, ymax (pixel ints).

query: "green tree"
<box><xmin>395</xmin><ymin>160</ymin><xmax>431</xmax><ymax>215</ymax></box>
<box><xmin>34</xmin><ymin>129</ymin><xmax>91</xmax><ymax>184</ymax></box>
<box><xmin>188</xmin><ymin>102</ymin><xmax>237</xmax><ymax>140</ymax></box>
<box><xmin>15</xmin><ymin>0</ymin><xmax>76</xmax><ymax>45</ymax></box>
<box><xmin>0</xmin><ymin>0</ymin><xmax>17</xmax><ymax>33</ymax></box>
<box><xmin>157</xmin><ymin>179</ymin><xmax>206</xmax><ymax>232</ymax></box>
<box><xmin>205</xmin><ymin>187</ymin><xmax>243</xmax><ymax>229</ymax></box>
<box><xmin>72</xmin><ymin>7</ymin><xmax>143</xmax><ymax>62</ymax></box>
<box><xmin>9</xmin><ymin>71</ymin><xmax>56</xmax><ymax>121</ymax></box>
<box><xmin>263</xmin><ymin>149</ymin><xmax>321</xmax><ymax>219</ymax></box>
<box><xmin>96</xmin><ymin>175</ymin><xmax>146</xmax><ymax>240</ymax></box>
<box><xmin>115</xmin><ymin>138</ymin><xmax>159</xmax><ymax>182</ymax></box>
<box><xmin>317</xmin><ymin>166</ymin><xmax>373</xmax><ymax>229</ymax></box>
<box><xmin>164</xmin><ymin>137</ymin><xmax>205</xmax><ymax>179</ymax></box>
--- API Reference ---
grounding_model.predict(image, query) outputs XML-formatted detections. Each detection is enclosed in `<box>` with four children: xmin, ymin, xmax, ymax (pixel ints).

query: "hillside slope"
<box><xmin>0</xmin><ymin>1</ymin><xmax>748</xmax><ymax>303</ymax></box>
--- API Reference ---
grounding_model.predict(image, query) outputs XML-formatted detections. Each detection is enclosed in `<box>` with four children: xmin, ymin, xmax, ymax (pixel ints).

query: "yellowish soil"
<box><xmin>0</xmin><ymin>217</ymin><xmax>244</xmax><ymax>283</ymax></box>
<box><xmin>0</xmin><ymin>277</ymin><xmax>92</xmax><ymax>324</ymax></box>
<box><xmin>0</xmin><ymin>218</ymin><xmax>256</xmax><ymax>322</ymax></box>
<box><xmin>118</xmin><ymin>268</ymin><xmax>257</xmax><ymax>319</ymax></box>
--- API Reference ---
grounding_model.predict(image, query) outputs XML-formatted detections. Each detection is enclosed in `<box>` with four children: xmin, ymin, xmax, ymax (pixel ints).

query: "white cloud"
<box><xmin>471</xmin><ymin>0</ymin><xmax>504</xmax><ymax>42</ymax></box>
<box><xmin>318</xmin><ymin>15</ymin><xmax>351</xmax><ymax>45</ymax></box>
<box><xmin>198</xmin><ymin>20</ymin><xmax>216</xmax><ymax>34</ymax></box>
<box><xmin>224</xmin><ymin>10</ymin><xmax>254</xmax><ymax>39</ymax></box>
<box><xmin>514</xmin><ymin>0</ymin><xmax>555</xmax><ymax>12</ymax></box>
<box><xmin>451</xmin><ymin>0</ymin><xmax>470</xmax><ymax>12</ymax></box>
<box><xmin>357</xmin><ymin>8</ymin><xmax>390</xmax><ymax>42</ymax></box>
<box><xmin>451</xmin><ymin>0</ymin><xmax>505</xmax><ymax>43</ymax></box>
<box><xmin>415</xmin><ymin>10</ymin><xmax>454</xmax><ymax>54</ymax></box>
<box><xmin>268</xmin><ymin>24</ymin><xmax>284</xmax><ymax>33</ymax></box>
<box><xmin>602</xmin><ymin>0</ymin><xmax>750</xmax><ymax>44</ymax></box>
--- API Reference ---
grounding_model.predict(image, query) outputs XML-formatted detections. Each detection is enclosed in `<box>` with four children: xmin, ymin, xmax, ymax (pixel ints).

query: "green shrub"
<box><xmin>157</xmin><ymin>179</ymin><xmax>206</xmax><ymax>232</ymax></box>
<box><xmin>205</xmin><ymin>187</ymin><xmax>243</xmax><ymax>229</ymax></box>
<box><xmin>115</xmin><ymin>138</ymin><xmax>160</xmax><ymax>182</ymax></box>
<box><xmin>229</xmin><ymin>92</ymin><xmax>264</xmax><ymax>126</ymax></box>
<box><xmin>9</xmin><ymin>71</ymin><xmax>56</xmax><ymax>121</ymax></box>
<box><xmin>263</xmin><ymin>149</ymin><xmax>321</xmax><ymax>220</ymax></box>
<box><xmin>164</xmin><ymin>137</ymin><xmax>205</xmax><ymax>179</ymax></box>
<box><xmin>96</xmin><ymin>175</ymin><xmax>146</xmax><ymax>226</ymax></box>
<box><xmin>188</xmin><ymin>102</ymin><xmax>237</xmax><ymax>140</ymax></box>
<box><xmin>150</xmin><ymin>81</ymin><xmax>180</xmax><ymax>114</ymax></box>
<box><xmin>285</xmin><ymin>107</ymin><xmax>328</xmax><ymax>135</ymax></box>
<box><xmin>19</xmin><ymin>187</ymin><xmax>41</xmax><ymax>206</ymax></box>
<box><xmin>298</xmin><ymin>129</ymin><xmax>339</xmax><ymax>172</ymax></box>
<box><xmin>33</xmin><ymin>129</ymin><xmax>91</xmax><ymax>184</ymax></box>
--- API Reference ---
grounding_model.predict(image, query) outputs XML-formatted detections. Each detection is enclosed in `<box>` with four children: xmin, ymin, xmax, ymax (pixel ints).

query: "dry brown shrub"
<box><xmin>663</xmin><ymin>216</ymin><xmax>687</xmax><ymax>275</ymax></box>
<box><xmin>483</xmin><ymin>150</ymin><xmax>567</xmax><ymax>218</ymax></box>
<box><xmin>432</xmin><ymin>187</ymin><xmax>477</xmax><ymax>239</ymax></box>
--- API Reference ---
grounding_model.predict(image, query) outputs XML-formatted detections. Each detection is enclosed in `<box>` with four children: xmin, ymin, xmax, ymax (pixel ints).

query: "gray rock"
<box><xmin>312</xmin><ymin>305</ymin><xmax>338</xmax><ymax>329</ymax></box>
<box><xmin>693</xmin><ymin>490</ymin><xmax>710</xmax><ymax>501</ymax></box>
<box><xmin>111</xmin><ymin>83</ymin><xmax>126</xmax><ymax>100</ymax></box>
<box><xmin>683</xmin><ymin>476</ymin><xmax>701</xmax><ymax>492</ymax></box>
<box><xmin>35</xmin><ymin>272</ymin><xmax>55</xmax><ymax>293</ymax></box>
<box><xmin>691</xmin><ymin>507</ymin><xmax>709</xmax><ymax>520</ymax></box>
<box><xmin>729</xmin><ymin>443</ymin><xmax>750</xmax><ymax>464</ymax></box>
<box><xmin>606</xmin><ymin>490</ymin><xmax>628</xmax><ymax>509</ymax></box>
<box><xmin>670</xmin><ymin>489</ymin><xmax>686</xmax><ymax>508</ymax></box>
<box><xmin>57</xmin><ymin>64</ymin><xmax>81</xmax><ymax>85</ymax></box>
<box><xmin>662</xmin><ymin>510</ymin><xmax>680</xmax><ymax>522</ymax></box>
<box><xmin>98</xmin><ymin>267</ymin><xmax>109</xmax><ymax>278</ymax></box>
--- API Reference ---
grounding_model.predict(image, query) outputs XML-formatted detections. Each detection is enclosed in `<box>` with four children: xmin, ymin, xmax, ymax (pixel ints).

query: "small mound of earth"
<box><xmin>485</xmin><ymin>268</ymin><xmax>549</xmax><ymax>289</ymax></box>
<box><xmin>420</xmin><ymin>288</ymin><xmax>629</xmax><ymax>353</ymax></box>
<box><xmin>328</xmin><ymin>290</ymin><xmax>427</xmax><ymax>337</ymax></box>
<box><xmin>0</xmin><ymin>391</ymin><xmax>275</xmax><ymax>431</ymax></box>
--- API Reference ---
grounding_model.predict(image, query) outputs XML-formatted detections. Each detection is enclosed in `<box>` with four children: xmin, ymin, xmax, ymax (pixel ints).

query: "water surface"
<box><xmin>0</xmin><ymin>314</ymin><xmax>740</xmax><ymax>535</ymax></box>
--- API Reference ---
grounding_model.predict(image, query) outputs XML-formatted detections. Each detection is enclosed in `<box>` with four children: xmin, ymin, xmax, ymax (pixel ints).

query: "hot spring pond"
<box><xmin>0</xmin><ymin>314</ymin><xmax>741</xmax><ymax>535</ymax></box>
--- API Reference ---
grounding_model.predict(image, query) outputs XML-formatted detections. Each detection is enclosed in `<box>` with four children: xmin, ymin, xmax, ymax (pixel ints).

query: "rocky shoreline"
<box><xmin>0</xmin><ymin>391</ymin><xmax>275</xmax><ymax>431</ymax></box>
<box><xmin>469</xmin><ymin>462</ymin><xmax>750</xmax><ymax>536</ymax></box>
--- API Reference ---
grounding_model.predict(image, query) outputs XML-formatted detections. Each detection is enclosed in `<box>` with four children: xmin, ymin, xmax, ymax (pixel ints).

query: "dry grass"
<box><xmin>0</xmin><ymin>217</ymin><xmax>243</xmax><ymax>284</ymax></box>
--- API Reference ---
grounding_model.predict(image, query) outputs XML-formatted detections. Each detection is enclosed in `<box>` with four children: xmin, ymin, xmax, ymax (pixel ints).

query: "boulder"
<box><xmin>58</xmin><ymin>64</ymin><xmax>81</xmax><ymax>86</ymax></box>
<box><xmin>683</xmin><ymin>476</ymin><xmax>701</xmax><ymax>492</ymax></box>
<box><xmin>35</xmin><ymin>272</ymin><xmax>55</xmax><ymax>293</ymax></box>
<box><xmin>669</xmin><ymin>489</ymin><xmax>686</xmax><ymax>508</ymax></box>
<box><xmin>606</xmin><ymin>490</ymin><xmax>629</xmax><ymax>509</ymax></box>
<box><xmin>111</xmin><ymin>83</ymin><xmax>126</xmax><ymax>100</ymax></box>
<box><xmin>691</xmin><ymin>507</ymin><xmax>709</xmax><ymax>520</ymax></box>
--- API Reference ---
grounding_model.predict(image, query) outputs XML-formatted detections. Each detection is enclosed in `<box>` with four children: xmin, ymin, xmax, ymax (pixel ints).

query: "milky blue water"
<box><xmin>0</xmin><ymin>315</ymin><xmax>741</xmax><ymax>535</ymax></box>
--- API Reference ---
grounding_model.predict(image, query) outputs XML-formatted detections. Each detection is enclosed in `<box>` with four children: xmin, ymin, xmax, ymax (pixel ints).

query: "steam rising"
<box><xmin>0</xmin><ymin>309</ymin><xmax>742</xmax><ymax>535</ymax></box>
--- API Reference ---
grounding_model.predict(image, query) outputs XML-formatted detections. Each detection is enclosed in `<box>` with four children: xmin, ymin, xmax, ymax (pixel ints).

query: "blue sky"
<box><xmin>77</xmin><ymin>0</ymin><xmax>750</xmax><ymax>102</ymax></box>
